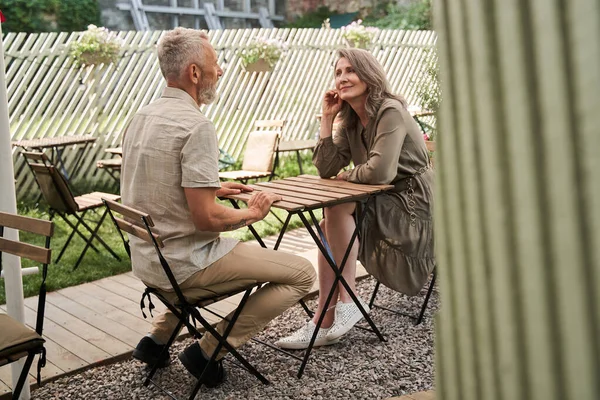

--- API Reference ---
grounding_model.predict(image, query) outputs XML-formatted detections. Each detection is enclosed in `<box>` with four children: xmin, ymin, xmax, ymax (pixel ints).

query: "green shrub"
<box><xmin>363</xmin><ymin>0</ymin><xmax>432</xmax><ymax>30</ymax></box>
<box><xmin>55</xmin><ymin>0</ymin><xmax>101</xmax><ymax>32</ymax></box>
<box><xmin>414</xmin><ymin>49</ymin><xmax>440</xmax><ymax>112</ymax></box>
<box><xmin>0</xmin><ymin>0</ymin><xmax>100</xmax><ymax>33</ymax></box>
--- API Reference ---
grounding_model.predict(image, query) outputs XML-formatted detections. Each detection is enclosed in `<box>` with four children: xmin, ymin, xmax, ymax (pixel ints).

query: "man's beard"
<box><xmin>197</xmin><ymin>82</ymin><xmax>217</xmax><ymax>105</ymax></box>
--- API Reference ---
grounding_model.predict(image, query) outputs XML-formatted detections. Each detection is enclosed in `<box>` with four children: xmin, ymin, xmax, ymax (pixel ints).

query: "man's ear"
<box><xmin>189</xmin><ymin>63</ymin><xmax>201</xmax><ymax>84</ymax></box>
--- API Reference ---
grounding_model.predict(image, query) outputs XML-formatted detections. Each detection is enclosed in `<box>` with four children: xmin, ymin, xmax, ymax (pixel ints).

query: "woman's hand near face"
<box><xmin>322</xmin><ymin>90</ymin><xmax>342</xmax><ymax>118</ymax></box>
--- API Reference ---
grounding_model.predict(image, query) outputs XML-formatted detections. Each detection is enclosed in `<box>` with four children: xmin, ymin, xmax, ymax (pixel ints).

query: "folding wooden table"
<box><xmin>12</xmin><ymin>135</ymin><xmax>97</xmax><ymax>181</ymax></box>
<box><xmin>224</xmin><ymin>174</ymin><xmax>393</xmax><ymax>377</ymax></box>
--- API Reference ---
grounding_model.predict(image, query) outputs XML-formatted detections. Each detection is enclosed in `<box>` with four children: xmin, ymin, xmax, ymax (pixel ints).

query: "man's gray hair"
<box><xmin>157</xmin><ymin>27</ymin><xmax>209</xmax><ymax>81</ymax></box>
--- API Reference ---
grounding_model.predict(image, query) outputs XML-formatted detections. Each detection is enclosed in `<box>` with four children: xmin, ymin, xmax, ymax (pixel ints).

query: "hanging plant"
<box><xmin>68</xmin><ymin>25</ymin><xmax>123</xmax><ymax>67</ymax></box>
<box><xmin>239</xmin><ymin>37</ymin><xmax>288</xmax><ymax>72</ymax></box>
<box><xmin>340</xmin><ymin>20</ymin><xmax>379</xmax><ymax>49</ymax></box>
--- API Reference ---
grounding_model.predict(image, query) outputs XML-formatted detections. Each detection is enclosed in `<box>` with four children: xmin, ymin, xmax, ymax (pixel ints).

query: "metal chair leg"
<box><xmin>369</xmin><ymin>268</ymin><xmax>437</xmax><ymax>325</ymax></box>
<box><xmin>415</xmin><ymin>270</ymin><xmax>437</xmax><ymax>325</ymax></box>
<box><xmin>73</xmin><ymin>209</ymin><xmax>120</xmax><ymax>270</ymax></box>
<box><xmin>144</xmin><ymin>318</ymin><xmax>185</xmax><ymax>386</ymax></box>
<box><xmin>369</xmin><ymin>280</ymin><xmax>381</xmax><ymax>309</ymax></box>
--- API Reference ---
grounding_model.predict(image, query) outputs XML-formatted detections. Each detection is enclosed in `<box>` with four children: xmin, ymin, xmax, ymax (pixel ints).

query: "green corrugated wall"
<box><xmin>433</xmin><ymin>0</ymin><xmax>600</xmax><ymax>399</ymax></box>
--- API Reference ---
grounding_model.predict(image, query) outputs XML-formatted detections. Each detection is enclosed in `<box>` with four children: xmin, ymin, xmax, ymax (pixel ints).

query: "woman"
<box><xmin>275</xmin><ymin>48</ymin><xmax>435</xmax><ymax>349</ymax></box>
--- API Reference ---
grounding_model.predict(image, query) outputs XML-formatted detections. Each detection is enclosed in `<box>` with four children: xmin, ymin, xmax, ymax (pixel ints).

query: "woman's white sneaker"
<box><xmin>274</xmin><ymin>320</ymin><xmax>339</xmax><ymax>350</ymax></box>
<box><xmin>326</xmin><ymin>298</ymin><xmax>370</xmax><ymax>341</ymax></box>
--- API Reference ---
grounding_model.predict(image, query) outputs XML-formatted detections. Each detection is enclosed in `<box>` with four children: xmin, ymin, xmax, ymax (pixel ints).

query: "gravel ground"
<box><xmin>32</xmin><ymin>277</ymin><xmax>438</xmax><ymax>400</ymax></box>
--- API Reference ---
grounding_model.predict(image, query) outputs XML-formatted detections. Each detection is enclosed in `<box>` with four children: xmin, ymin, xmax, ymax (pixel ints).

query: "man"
<box><xmin>121</xmin><ymin>27</ymin><xmax>316</xmax><ymax>386</ymax></box>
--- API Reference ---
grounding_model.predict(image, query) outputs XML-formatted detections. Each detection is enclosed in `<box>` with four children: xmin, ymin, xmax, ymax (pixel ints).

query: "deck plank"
<box><xmin>42</xmin><ymin>291</ymin><xmax>142</xmax><ymax>348</ymax></box>
<box><xmin>0</xmin><ymin>357</ymin><xmax>63</xmax><ymax>390</ymax></box>
<box><xmin>57</xmin><ymin>285</ymin><xmax>151</xmax><ymax>335</ymax></box>
<box><xmin>1</xmin><ymin>304</ymin><xmax>111</xmax><ymax>364</ymax></box>
<box><xmin>92</xmin><ymin>277</ymin><xmax>149</xmax><ymax>304</ymax></box>
<box><xmin>0</xmin><ymin>378</ymin><xmax>10</xmax><ymax>396</ymax></box>
<box><xmin>23</xmin><ymin>297</ymin><xmax>131</xmax><ymax>356</ymax></box>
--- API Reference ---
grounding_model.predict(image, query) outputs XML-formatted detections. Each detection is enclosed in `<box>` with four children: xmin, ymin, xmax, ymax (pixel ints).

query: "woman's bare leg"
<box><xmin>311</xmin><ymin>202</ymin><xmax>359</xmax><ymax>328</ymax></box>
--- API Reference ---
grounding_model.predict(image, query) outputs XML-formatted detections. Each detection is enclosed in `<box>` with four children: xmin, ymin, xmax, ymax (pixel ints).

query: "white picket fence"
<box><xmin>3</xmin><ymin>28</ymin><xmax>437</xmax><ymax>200</ymax></box>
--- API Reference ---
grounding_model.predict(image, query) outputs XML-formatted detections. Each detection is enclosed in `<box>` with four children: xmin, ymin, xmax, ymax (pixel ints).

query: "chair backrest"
<box><xmin>23</xmin><ymin>153</ymin><xmax>79</xmax><ymax>213</ymax></box>
<box><xmin>0</xmin><ymin>211</ymin><xmax>53</xmax><ymax>334</ymax></box>
<box><xmin>21</xmin><ymin>150</ymin><xmax>52</xmax><ymax>166</ymax></box>
<box><xmin>0</xmin><ymin>212</ymin><xmax>53</xmax><ymax>265</ymax></box>
<box><xmin>241</xmin><ymin>130</ymin><xmax>280</xmax><ymax>172</ymax></box>
<box><xmin>102</xmin><ymin>199</ymin><xmax>186</xmax><ymax>303</ymax></box>
<box><xmin>254</xmin><ymin>119</ymin><xmax>286</xmax><ymax>130</ymax></box>
<box><xmin>101</xmin><ymin>199</ymin><xmax>163</xmax><ymax>252</ymax></box>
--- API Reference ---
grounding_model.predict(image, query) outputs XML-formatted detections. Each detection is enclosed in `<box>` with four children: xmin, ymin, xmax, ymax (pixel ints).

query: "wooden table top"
<box><xmin>11</xmin><ymin>135</ymin><xmax>97</xmax><ymax>149</ymax></box>
<box><xmin>104</xmin><ymin>147</ymin><xmax>123</xmax><ymax>155</ymax></box>
<box><xmin>224</xmin><ymin>174</ymin><xmax>394</xmax><ymax>212</ymax></box>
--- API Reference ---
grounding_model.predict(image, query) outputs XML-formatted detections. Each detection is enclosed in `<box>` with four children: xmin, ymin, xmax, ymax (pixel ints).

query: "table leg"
<box><xmin>273</xmin><ymin>213</ymin><xmax>292</xmax><ymax>250</ymax></box>
<box><xmin>295</xmin><ymin>200</ymin><xmax>386</xmax><ymax>378</ymax></box>
<box><xmin>295</xmin><ymin>150</ymin><xmax>303</xmax><ymax>174</ymax></box>
<box><xmin>54</xmin><ymin>146</ymin><xmax>69</xmax><ymax>179</ymax></box>
<box><xmin>227</xmin><ymin>199</ymin><xmax>266</xmax><ymax>248</ymax></box>
<box><xmin>308</xmin><ymin>209</ymin><xmax>385</xmax><ymax>339</ymax></box>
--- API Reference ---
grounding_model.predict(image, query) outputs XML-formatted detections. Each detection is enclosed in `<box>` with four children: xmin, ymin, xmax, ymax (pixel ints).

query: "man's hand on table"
<box><xmin>216</xmin><ymin>182</ymin><xmax>253</xmax><ymax>197</ymax></box>
<box><xmin>335</xmin><ymin>170</ymin><xmax>351</xmax><ymax>181</ymax></box>
<box><xmin>247</xmin><ymin>192</ymin><xmax>282</xmax><ymax>221</ymax></box>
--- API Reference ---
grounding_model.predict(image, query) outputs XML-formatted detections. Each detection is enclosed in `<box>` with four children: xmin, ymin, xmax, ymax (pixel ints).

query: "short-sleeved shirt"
<box><xmin>121</xmin><ymin>87</ymin><xmax>238</xmax><ymax>290</ymax></box>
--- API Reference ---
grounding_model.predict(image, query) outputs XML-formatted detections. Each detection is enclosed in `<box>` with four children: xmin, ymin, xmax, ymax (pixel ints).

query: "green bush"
<box><xmin>0</xmin><ymin>0</ymin><xmax>100</xmax><ymax>33</ymax></box>
<box><xmin>55</xmin><ymin>0</ymin><xmax>101</xmax><ymax>32</ymax></box>
<box><xmin>363</xmin><ymin>0</ymin><xmax>432</xmax><ymax>30</ymax></box>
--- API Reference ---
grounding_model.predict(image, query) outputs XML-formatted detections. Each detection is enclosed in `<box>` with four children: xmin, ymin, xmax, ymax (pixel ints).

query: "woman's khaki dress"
<box><xmin>313</xmin><ymin>98</ymin><xmax>435</xmax><ymax>296</ymax></box>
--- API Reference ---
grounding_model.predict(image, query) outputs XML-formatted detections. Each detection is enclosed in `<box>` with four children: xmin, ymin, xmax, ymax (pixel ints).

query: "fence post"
<box><xmin>0</xmin><ymin>21</ymin><xmax>30</xmax><ymax>399</ymax></box>
<box><xmin>433</xmin><ymin>0</ymin><xmax>600</xmax><ymax>399</ymax></box>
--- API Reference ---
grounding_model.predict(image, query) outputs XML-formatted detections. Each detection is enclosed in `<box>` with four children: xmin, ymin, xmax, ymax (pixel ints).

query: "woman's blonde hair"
<box><xmin>335</xmin><ymin>48</ymin><xmax>406</xmax><ymax>131</ymax></box>
<box><xmin>157</xmin><ymin>27</ymin><xmax>210</xmax><ymax>81</ymax></box>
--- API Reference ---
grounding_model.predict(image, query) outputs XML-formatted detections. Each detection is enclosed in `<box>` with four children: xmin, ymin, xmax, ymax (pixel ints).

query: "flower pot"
<box><xmin>244</xmin><ymin>58</ymin><xmax>273</xmax><ymax>73</ymax></box>
<box><xmin>345</xmin><ymin>38</ymin><xmax>370</xmax><ymax>49</ymax></box>
<box><xmin>77</xmin><ymin>51</ymin><xmax>114</xmax><ymax>66</ymax></box>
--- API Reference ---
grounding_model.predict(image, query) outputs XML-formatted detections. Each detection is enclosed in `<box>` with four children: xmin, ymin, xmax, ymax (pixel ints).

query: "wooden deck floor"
<box><xmin>0</xmin><ymin>228</ymin><xmax>368</xmax><ymax>396</ymax></box>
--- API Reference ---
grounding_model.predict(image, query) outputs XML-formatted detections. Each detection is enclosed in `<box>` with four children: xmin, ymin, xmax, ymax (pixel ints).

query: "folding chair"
<box><xmin>102</xmin><ymin>199</ymin><xmax>269</xmax><ymax>400</ymax></box>
<box><xmin>21</xmin><ymin>151</ymin><xmax>121</xmax><ymax>270</ymax></box>
<box><xmin>218</xmin><ymin>125</ymin><xmax>281</xmax><ymax>184</ymax></box>
<box><xmin>96</xmin><ymin>158</ymin><xmax>122</xmax><ymax>183</ymax></box>
<box><xmin>0</xmin><ymin>212</ymin><xmax>53</xmax><ymax>399</ymax></box>
<box><xmin>368</xmin><ymin>268</ymin><xmax>437</xmax><ymax>325</ymax></box>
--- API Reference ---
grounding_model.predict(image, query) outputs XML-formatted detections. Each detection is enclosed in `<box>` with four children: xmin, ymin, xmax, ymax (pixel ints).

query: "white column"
<box><xmin>0</xmin><ymin>22</ymin><xmax>30</xmax><ymax>400</ymax></box>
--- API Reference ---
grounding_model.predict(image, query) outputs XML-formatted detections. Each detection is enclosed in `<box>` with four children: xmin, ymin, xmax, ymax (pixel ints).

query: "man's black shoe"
<box><xmin>132</xmin><ymin>337</ymin><xmax>171</xmax><ymax>368</ymax></box>
<box><xmin>178</xmin><ymin>342</ymin><xmax>226</xmax><ymax>388</ymax></box>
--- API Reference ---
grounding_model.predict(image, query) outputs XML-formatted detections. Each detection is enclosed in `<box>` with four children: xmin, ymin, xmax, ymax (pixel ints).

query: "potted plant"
<box><xmin>68</xmin><ymin>25</ymin><xmax>123</xmax><ymax>67</ymax></box>
<box><xmin>340</xmin><ymin>20</ymin><xmax>379</xmax><ymax>49</ymax></box>
<box><xmin>239</xmin><ymin>37</ymin><xmax>288</xmax><ymax>73</ymax></box>
<box><xmin>414</xmin><ymin>48</ymin><xmax>441</xmax><ymax>158</ymax></box>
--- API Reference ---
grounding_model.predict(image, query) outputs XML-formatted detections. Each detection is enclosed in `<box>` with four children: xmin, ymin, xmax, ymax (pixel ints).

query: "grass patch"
<box><xmin>1</xmin><ymin>153</ymin><xmax>322</xmax><ymax>305</ymax></box>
